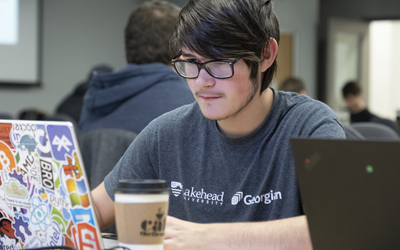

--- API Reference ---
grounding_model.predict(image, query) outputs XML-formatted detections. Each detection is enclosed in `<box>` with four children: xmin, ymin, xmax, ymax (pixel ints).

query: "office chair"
<box><xmin>351</xmin><ymin>122</ymin><xmax>400</xmax><ymax>141</ymax></box>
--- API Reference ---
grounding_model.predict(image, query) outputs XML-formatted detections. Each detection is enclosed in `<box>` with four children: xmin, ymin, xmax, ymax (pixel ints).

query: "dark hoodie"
<box><xmin>79</xmin><ymin>63</ymin><xmax>194</xmax><ymax>134</ymax></box>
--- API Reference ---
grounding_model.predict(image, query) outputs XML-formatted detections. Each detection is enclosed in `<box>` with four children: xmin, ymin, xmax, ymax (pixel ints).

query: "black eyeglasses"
<box><xmin>171</xmin><ymin>56</ymin><xmax>240</xmax><ymax>79</ymax></box>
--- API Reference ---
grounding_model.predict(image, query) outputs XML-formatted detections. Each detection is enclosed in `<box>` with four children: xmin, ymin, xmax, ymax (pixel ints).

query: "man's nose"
<box><xmin>196</xmin><ymin>68</ymin><xmax>215</xmax><ymax>88</ymax></box>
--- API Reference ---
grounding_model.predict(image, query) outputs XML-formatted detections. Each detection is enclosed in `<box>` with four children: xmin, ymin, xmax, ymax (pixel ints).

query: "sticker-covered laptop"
<box><xmin>0</xmin><ymin>120</ymin><xmax>103</xmax><ymax>250</ymax></box>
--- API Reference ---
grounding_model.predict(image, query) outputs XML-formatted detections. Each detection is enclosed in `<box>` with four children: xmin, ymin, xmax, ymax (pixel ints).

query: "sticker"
<box><xmin>0</xmin><ymin>123</ymin><xmax>13</xmax><ymax>148</ymax></box>
<box><xmin>29</xmin><ymin>197</ymin><xmax>52</xmax><ymax>232</ymax></box>
<box><xmin>35</xmin><ymin>125</ymin><xmax>52</xmax><ymax>158</ymax></box>
<box><xmin>14</xmin><ymin>216</ymin><xmax>32</xmax><ymax>243</ymax></box>
<box><xmin>72</xmin><ymin>223</ymin><xmax>100</xmax><ymax>250</ymax></box>
<box><xmin>0</xmin><ymin>141</ymin><xmax>16</xmax><ymax>172</ymax></box>
<box><xmin>47</xmin><ymin>125</ymin><xmax>75</xmax><ymax>161</ymax></box>
<box><xmin>4</xmin><ymin>179</ymin><xmax>28</xmax><ymax>199</ymax></box>
<box><xmin>17</xmin><ymin>135</ymin><xmax>37</xmax><ymax>155</ymax></box>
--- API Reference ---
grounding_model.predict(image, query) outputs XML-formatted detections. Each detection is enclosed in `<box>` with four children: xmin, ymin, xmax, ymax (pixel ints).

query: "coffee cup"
<box><xmin>114</xmin><ymin>179</ymin><xmax>170</xmax><ymax>250</ymax></box>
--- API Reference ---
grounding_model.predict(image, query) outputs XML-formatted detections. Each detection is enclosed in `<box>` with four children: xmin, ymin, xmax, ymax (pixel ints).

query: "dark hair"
<box><xmin>280</xmin><ymin>77</ymin><xmax>305</xmax><ymax>93</ymax></box>
<box><xmin>125</xmin><ymin>0</ymin><xmax>180</xmax><ymax>65</ymax></box>
<box><xmin>342</xmin><ymin>81</ymin><xmax>361</xmax><ymax>98</ymax></box>
<box><xmin>170</xmin><ymin>0</ymin><xmax>280</xmax><ymax>94</ymax></box>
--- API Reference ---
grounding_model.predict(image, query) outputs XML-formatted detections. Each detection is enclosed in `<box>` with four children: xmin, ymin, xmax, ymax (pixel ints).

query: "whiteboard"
<box><xmin>0</xmin><ymin>0</ymin><xmax>40</xmax><ymax>85</ymax></box>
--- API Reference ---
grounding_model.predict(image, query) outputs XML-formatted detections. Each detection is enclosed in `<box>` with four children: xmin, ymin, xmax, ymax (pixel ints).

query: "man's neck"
<box><xmin>217</xmin><ymin>88</ymin><xmax>274</xmax><ymax>138</ymax></box>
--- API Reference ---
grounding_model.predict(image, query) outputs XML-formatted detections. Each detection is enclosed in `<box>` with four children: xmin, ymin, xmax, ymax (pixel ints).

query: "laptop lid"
<box><xmin>290</xmin><ymin>138</ymin><xmax>400</xmax><ymax>250</ymax></box>
<box><xmin>0</xmin><ymin>119</ymin><xmax>103</xmax><ymax>250</ymax></box>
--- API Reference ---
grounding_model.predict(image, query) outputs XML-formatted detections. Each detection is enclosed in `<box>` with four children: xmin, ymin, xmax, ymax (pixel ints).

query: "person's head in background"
<box><xmin>279</xmin><ymin>77</ymin><xmax>307</xmax><ymax>95</ymax></box>
<box><xmin>125</xmin><ymin>0</ymin><xmax>180</xmax><ymax>66</ymax></box>
<box><xmin>18</xmin><ymin>109</ymin><xmax>48</xmax><ymax>120</ymax></box>
<box><xmin>170</xmin><ymin>0</ymin><xmax>280</xmax><ymax>97</ymax></box>
<box><xmin>342</xmin><ymin>81</ymin><xmax>366</xmax><ymax>114</ymax></box>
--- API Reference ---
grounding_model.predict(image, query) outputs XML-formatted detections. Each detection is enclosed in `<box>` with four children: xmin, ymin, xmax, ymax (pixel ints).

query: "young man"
<box><xmin>92</xmin><ymin>0</ymin><xmax>345</xmax><ymax>249</ymax></box>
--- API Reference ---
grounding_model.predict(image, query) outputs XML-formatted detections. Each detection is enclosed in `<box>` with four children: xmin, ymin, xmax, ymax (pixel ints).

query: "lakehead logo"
<box><xmin>171</xmin><ymin>181</ymin><xmax>224</xmax><ymax>206</ymax></box>
<box><xmin>171</xmin><ymin>181</ymin><xmax>183</xmax><ymax>197</ymax></box>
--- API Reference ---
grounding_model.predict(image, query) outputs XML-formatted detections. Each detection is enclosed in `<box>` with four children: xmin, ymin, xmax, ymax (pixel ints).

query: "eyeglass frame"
<box><xmin>171</xmin><ymin>55</ymin><xmax>240</xmax><ymax>79</ymax></box>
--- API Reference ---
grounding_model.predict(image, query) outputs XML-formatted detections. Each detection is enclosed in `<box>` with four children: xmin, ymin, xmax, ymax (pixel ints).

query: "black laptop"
<box><xmin>290</xmin><ymin>138</ymin><xmax>400</xmax><ymax>250</ymax></box>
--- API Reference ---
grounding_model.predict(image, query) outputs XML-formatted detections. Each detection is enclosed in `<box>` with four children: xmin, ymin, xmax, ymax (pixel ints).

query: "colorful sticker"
<box><xmin>0</xmin><ymin>123</ymin><xmax>13</xmax><ymax>148</ymax></box>
<box><xmin>0</xmin><ymin>141</ymin><xmax>16</xmax><ymax>172</ymax></box>
<box><xmin>47</xmin><ymin>125</ymin><xmax>75</xmax><ymax>161</ymax></box>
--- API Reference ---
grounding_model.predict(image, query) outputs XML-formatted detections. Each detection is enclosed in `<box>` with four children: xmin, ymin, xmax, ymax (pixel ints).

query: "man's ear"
<box><xmin>260</xmin><ymin>38</ymin><xmax>278</xmax><ymax>73</ymax></box>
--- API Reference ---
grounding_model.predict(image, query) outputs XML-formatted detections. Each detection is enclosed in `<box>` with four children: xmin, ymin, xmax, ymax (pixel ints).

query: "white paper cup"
<box><xmin>114</xmin><ymin>180</ymin><xmax>170</xmax><ymax>250</ymax></box>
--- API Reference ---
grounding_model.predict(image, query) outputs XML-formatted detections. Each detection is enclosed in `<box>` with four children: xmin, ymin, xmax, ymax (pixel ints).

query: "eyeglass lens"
<box><xmin>175</xmin><ymin>61</ymin><xmax>232</xmax><ymax>78</ymax></box>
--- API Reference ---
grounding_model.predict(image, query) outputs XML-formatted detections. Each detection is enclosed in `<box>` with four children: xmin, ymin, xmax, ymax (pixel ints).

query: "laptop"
<box><xmin>290</xmin><ymin>138</ymin><xmax>400</xmax><ymax>250</ymax></box>
<box><xmin>0</xmin><ymin>119</ymin><xmax>110</xmax><ymax>249</ymax></box>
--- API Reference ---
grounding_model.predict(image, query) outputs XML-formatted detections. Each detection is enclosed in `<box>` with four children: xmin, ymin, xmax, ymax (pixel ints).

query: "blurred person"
<box><xmin>279</xmin><ymin>77</ymin><xmax>307</xmax><ymax>95</ymax></box>
<box><xmin>55</xmin><ymin>64</ymin><xmax>113</xmax><ymax>124</ymax></box>
<box><xmin>79</xmin><ymin>0</ymin><xmax>194</xmax><ymax>134</ymax></box>
<box><xmin>342</xmin><ymin>81</ymin><xmax>398</xmax><ymax>133</ymax></box>
<box><xmin>18</xmin><ymin>109</ymin><xmax>48</xmax><ymax>120</ymax></box>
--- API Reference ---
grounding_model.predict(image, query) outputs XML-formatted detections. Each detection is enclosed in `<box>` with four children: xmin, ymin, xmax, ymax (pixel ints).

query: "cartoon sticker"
<box><xmin>4</xmin><ymin>179</ymin><xmax>28</xmax><ymax>199</ymax></box>
<box><xmin>17</xmin><ymin>135</ymin><xmax>37</xmax><ymax>155</ymax></box>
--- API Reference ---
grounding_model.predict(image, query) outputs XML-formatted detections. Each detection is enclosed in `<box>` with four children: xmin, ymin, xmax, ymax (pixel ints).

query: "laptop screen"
<box><xmin>0</xmin><ymin>120</ymin><xmax>103</xmax><ymax>250</ymax></box>
<box><xmin>290</xmin><ymin>138</ymin><xmax>400</xmax><ymax>250</ymax></box>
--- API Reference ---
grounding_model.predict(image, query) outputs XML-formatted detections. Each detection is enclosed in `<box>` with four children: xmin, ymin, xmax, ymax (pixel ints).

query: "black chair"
<box><xmin>343</xmin><ymin>126</ymin><xmax>366</xmax><ymax>140</ymax></box>
<box><xmin>351</xmin><ymin>122</ymin><xmax>400</xmax><ymax>141</ymax></box>
<box><xmin>79</xmin><ymin>128</ymin><xmax>137</xmax><ymax>234</ymax></box>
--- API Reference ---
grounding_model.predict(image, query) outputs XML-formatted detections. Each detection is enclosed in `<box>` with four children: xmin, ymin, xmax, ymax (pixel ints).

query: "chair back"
<box><xmin>351</xmin><ymin>122</ymin><xmax>400</xmax><ymax>141</ymax></box>
<box><xmin>79</xmin><ymin>128</ymin><xmax>137</xmax><ymax>234</ymax></box>
<box><xmin>343</xmin><ymin>126</ymin><xmax>366</xmax><ymax>140</ymax></box>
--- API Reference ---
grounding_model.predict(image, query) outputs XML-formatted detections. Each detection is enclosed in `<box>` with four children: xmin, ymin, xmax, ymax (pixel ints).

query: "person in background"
<box><xmin>55</xmin><ymin>64</ymin><xmax>113</xmax><ymax>124</ymax></box>
<box><xmin>91</xmin><ymin>0</ymin><xmax>345</xmax><ymax>249</ymax></box>
<box><xmin>18</xmin><ymin>109</ymin><xmax>47</xmax><ymax>120</ymax></box>
<box><xmin>79</xmin><ymin>0</ymin><xmax>194</xmax><ymax>134</ymax></box>
<box><xmin>342</xmin><ymin>81</ymin><xmax>398</xmax><ymax>133</ymax></box>
<box><xmin>279</xmin><ymin>77</ymin><xmax>307</xmax><ymax>95</ymax></box>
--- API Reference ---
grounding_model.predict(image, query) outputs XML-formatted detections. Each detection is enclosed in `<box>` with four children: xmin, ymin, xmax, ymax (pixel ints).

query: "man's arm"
<box><xmin>164</xmin><ymin>215</ymin><xmax>312</xmax><ymax>250</ymax></box>
<box><xmin>91</xmin><ymin>182</ymin><xmax>115</xmax><ymax>230</ymax></box>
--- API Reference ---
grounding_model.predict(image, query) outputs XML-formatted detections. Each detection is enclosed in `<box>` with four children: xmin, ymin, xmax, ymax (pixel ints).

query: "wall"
<box><xmin>0</xmin><ymin>0</ymin><xmax>319</xmax><ymax>117</ymax></box>
<box><xmin>274</xmin><ymin>0</ymin><xmax>319</xmax><ymax>98</ymax></box>
<box><xmin>318</xmin><ymin>0</ymin><xmax>400</xmax><ymax>101</ymax></box>
<box><xmin>369</xmin><ymin>21</ymin><xmax>400</xmax><ymax>120</ymax></box>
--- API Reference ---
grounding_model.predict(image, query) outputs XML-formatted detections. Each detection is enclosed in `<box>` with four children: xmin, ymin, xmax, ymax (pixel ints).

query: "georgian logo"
<box><xmin>171</xmin><ymin>181</ymin><xmax>183</xmax><ymax>197</ymax></box>
<box><xmin>231</xmin><ymin>190</ymin><xmax>283</xmax><ymax>206</ymax></box>
<box><xmin>231</xmin><ymin>192</ymin><xmax>243</xmax><ymax>205</ymax></box>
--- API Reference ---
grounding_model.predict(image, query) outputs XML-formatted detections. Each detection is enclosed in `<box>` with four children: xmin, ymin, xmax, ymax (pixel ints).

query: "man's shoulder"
<box><xmin>146</xmin><ymin>102</ymin><xmax>201</xmax><ymax>131</ymax></box>
<box><xmin>275</xmin><ymin>91</ymin><xmax>332</xmax><ymax>114</ymax></box>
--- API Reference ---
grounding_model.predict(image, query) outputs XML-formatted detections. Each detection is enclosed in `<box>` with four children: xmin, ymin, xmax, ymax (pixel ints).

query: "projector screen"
<box><xmin>0</xmin><ymin>0</ymin><xmax>40</xmax><ymax>85</ymax></box>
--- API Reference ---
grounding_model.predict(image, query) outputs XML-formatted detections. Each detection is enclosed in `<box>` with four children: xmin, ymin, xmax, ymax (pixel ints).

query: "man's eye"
<box><xmin>187</xmin><ymin>59</ymin><xmax>199</xmax><ymax>63</ymax></box>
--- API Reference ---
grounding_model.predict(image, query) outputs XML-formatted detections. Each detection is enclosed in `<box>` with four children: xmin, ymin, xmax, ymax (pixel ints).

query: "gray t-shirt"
<box><xmin>104</xmin><ymin>90</ymin><xmax>345</xmax><ymax>223</ymax></box>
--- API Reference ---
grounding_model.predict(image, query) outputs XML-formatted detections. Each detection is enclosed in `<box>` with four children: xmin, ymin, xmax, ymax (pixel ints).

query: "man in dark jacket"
<box><xmin>342</xmin><ymin>81</ymin><xmax>398</xmax><ymax>133</ymax></box>
<box><xmin>79</xmin><ymin>1</ymin><xmax>194</xmax><ymax>134</ymax></box>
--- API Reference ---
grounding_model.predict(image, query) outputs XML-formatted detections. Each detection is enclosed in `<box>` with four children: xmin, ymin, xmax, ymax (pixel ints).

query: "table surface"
<box><xmin>103</xmin><ymin>238</ymin><xmax>119</xmax><ymax>249</ymax></box>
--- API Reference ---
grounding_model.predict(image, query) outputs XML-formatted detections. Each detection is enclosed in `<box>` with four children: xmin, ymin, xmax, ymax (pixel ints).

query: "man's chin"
<box><xmin>201</xmin><ymin>111</ymin><xmax>232</xmax><ymax>121</ymax></box>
